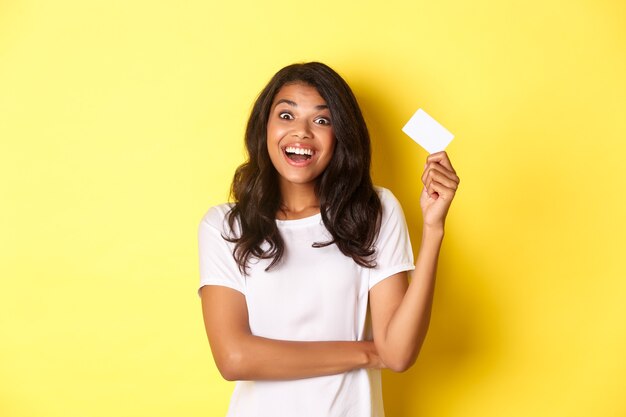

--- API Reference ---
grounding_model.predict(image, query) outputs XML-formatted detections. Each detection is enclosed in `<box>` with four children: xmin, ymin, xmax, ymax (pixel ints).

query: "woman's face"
<box><xmin>266</xmin><ymin>83</ymin><xmax>335</xmax><ymax>191</ymax></box>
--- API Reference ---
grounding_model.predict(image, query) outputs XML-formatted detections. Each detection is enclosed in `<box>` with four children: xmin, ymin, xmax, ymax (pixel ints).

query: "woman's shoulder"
<box><xmin>373</xmin><ymin>186</ymin><xmax>405</xmax><ymax>224</ymax></box>
<box><xmin>200</xmin><ymin>202</ymin><xmax>235</xmax><ymax>230</ymax></box>
<box><xmin>373</xmin><ymin>186</ymin><xmax>401</xmax><ymax>208</ymax></box>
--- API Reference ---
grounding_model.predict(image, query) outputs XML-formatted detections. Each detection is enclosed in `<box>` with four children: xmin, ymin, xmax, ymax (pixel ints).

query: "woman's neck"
<box><xmin>277</xmin><ymin>182</ymin><xmax>320</xmax><ymax>220</ymax></box>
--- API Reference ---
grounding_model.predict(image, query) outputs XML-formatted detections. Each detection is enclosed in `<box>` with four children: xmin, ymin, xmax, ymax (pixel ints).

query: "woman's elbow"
<box><xmin>385</xmin><ymin>355</ymin><xmax>416</xmax><ymax>373</ymax></box>
<box><xmin>378</xmin><ymin>336</ymin><xmax>427</xmax><ymax>372</ymax></box>
<box><xmin>214</xmin><ymin>349</ymin><xmax>246</xmax><ymax>381</ymax></box>
<box><xmin>379</xmin><ymin>345</ymin><xmax>419</xmax><ymax>373</ymax></box>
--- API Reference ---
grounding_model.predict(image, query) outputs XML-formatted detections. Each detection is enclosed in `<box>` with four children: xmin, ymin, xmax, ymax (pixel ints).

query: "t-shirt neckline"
<box><xmin>275</xmin><ymin>212</ymin><xmax>322</xmax><ymax>227</ymax></box>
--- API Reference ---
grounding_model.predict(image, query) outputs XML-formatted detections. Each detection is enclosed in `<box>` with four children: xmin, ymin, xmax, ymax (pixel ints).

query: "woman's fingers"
<box><xmin>421</xmin><ymin>151</ymin><xmax>459</xmax><ymax>201</ymax></box>
<box><xmin>426</xmin><ymin>151</ymin><xmax>456</xmax><ymax>174</ymax></box>
<box><xmin>424</xmin><ymin>170</ymin><xmax>459</xmax><ymax>195</ymax></box>
<box><xmin>420</xmin><ymin>152</ymin><xmax>459</xmax><ymax>227</ymax></box>
<box><xmin>426</xmin><ymin>178</ymin><xmax>456</xmax><ymax>201</ymax></box>
<box><xmin>421</xmin><ymin>157</ymin><xmax>460</xmax><ymax>198</ymax></box>
<box><xmin>421</xmin><ymin>162</ymin><xmax>460</xmax><ymax>188</ymax></box>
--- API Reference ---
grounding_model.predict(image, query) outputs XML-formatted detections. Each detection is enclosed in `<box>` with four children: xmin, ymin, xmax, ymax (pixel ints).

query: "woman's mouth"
<box><xmin>284</xmin><ymin>146</ymin><xmax>314</xmax><ymax>163</ymax></box>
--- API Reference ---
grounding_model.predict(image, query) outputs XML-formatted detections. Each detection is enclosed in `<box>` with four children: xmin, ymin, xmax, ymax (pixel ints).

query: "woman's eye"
<box><xmin>315</xmin><ymin>117</ymin><xmax>331</xmax><ymax>125</ymax></box>
<box><xmin>279</xmin><ymin>112</ymin><xmax>293</xmax><ymax>120</ymax></box>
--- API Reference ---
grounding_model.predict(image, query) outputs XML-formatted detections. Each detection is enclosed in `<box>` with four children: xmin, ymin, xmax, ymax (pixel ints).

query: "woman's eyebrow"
<box><xmin>274</xmin><ymin>99</ymin><xmax>328</xmax><ymax>110</ymax></box>
<box><xmin>275</xmin><ymin>99</ymin><xmax>297</xmax><ymax>107</ymax></box>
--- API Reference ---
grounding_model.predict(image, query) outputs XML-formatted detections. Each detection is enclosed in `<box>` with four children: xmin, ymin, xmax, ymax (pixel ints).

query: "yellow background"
<box><xmin>1</xmin><ymin>0</ymin><xmax>625</xmax><ymax>416</ymax></box>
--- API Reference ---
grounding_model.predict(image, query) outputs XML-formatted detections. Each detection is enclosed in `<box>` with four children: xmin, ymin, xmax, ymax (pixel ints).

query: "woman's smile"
<box><xmin>282</xmin><ymin>144</ymin><xmax>316</xmax><ymax>165</ymax></box>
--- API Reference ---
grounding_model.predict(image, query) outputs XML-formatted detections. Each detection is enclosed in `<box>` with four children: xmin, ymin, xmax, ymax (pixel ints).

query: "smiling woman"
<box><xmin>197</xmin><ymin>62</ymin><xmax>460</xmax><ymax>417</ymax></box>
<box><xmin>223</xmin><ymin>63</ymin><xmax>386</xmax><ymax>273</ymax></box>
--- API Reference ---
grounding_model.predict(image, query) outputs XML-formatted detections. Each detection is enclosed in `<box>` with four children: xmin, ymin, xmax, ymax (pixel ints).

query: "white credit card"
<box><xmin>402</xmin><ymin>108</ymin><xmax>454</xmax><ymax>154</ymax></box>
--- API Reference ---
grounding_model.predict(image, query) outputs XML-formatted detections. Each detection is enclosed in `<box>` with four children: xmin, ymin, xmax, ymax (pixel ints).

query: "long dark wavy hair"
<box><xmin>225</xmin><ymin>62</ymin><xmax>382</xmax><ymax>273</ymax></box>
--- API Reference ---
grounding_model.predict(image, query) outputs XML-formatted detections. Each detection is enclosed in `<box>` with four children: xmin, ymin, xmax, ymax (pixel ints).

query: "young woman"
<box><xmin>198</xmin><ymin>62</ymin><xmax>459</xmax><ymax>416</ymax></box>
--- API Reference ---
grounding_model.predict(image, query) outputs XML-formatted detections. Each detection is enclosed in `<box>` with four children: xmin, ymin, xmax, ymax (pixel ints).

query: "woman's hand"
<box><xmin>362</xmin><ymin>341</ymin><xmax>387</xmax><ymax>369</ymax></box>
<box><xmin>420</xmin><ymin>151</ymin><xmax>460</xmax><ymax>229</ymax></box>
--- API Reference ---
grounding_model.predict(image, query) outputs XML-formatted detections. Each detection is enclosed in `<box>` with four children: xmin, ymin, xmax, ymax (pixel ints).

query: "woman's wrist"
<box><xmin>422</xmin><ymin>223</ymin><xmax>445</xmax><ymax>240</ymax></box>
<box><xmin>360</xmin><ymin>341</ymin><xmax>385</xmax><ymax>369</ymax></box>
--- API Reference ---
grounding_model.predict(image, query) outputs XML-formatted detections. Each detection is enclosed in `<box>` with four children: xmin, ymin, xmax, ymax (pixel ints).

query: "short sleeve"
<box><xmin>197</xmin><ymin>205</ymin><xmax>246</xmax><ymax>295</ymax></box>
<box><xmin>369</xmin><ymin>188</ymin><xmax>415</xmax><ymax>289</ymax></box>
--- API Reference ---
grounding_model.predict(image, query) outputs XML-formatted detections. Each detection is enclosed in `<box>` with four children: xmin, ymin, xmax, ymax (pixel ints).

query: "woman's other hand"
<box><xmin>362</xmin><ymin>341</ymin><xmax>387</xmax><ymax>369</ymax></box>
<box><xmin>420</xmin><ymin>151</ymin><xmax>460</xmax><ymax>229</ymax></box>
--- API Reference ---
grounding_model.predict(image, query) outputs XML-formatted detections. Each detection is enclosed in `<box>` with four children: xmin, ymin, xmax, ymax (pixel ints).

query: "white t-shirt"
<box><xmin>198</xmin><ymin>187</ymin><xmax>415</xmax><ymax>417</ymax></box>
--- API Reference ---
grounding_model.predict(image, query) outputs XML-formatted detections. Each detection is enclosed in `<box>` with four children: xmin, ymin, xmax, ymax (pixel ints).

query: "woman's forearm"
<box><xmin>214</xmin><ymin>337</ymin><xmax>380</xmax><ymax>381</ymax></box>
<box><xmin>376</xmin><ymin>226</ymin><xmax>443</xmax><ymax>371</ymax></box>
<box><xmin>375</xmin><ymin>151</ymin><xmax>458</xmax><ymax>371</ymax></box>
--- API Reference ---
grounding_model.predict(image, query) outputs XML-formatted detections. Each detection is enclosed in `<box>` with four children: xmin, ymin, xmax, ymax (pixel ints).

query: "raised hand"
<box><xmin>420</xmin><ymin>151</ymin><xmax>460</xmax><ymax>229</ymax></box>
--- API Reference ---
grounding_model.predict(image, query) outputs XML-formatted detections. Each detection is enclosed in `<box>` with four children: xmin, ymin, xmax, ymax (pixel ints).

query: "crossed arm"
<box><xmin>201</xmin><ymin>285</ymin><xmax>382</xmax><ymax>381</ymax></box>
<box><xmin>200</xmin><ymin>152</ymin><xmax>459</xmax><ymax>380</ymax></box>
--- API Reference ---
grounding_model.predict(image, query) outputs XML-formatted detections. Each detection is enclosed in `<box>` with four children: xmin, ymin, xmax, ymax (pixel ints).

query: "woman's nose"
<box><xmin>291</xmin><ymin>118</ymin><xmax>312</xmax><ymax>139</ymax></box>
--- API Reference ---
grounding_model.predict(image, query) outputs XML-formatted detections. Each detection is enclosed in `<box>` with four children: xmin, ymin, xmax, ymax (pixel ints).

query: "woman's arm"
<box><xmin>369</xmin><ymin>151</ymin><xmax>459</xmax><ymax>372</ymax></box>
<box><xmin>201</xmin><ymin>285</ymin><xmax>383</xmax><ymax>381</ymax></box>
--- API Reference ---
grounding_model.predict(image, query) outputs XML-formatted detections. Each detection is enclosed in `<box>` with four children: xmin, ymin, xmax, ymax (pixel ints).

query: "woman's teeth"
<box><xmin>285</xmin><ymin>146</ymin><xmax>313</xmax><ymax>156</ymax></box>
